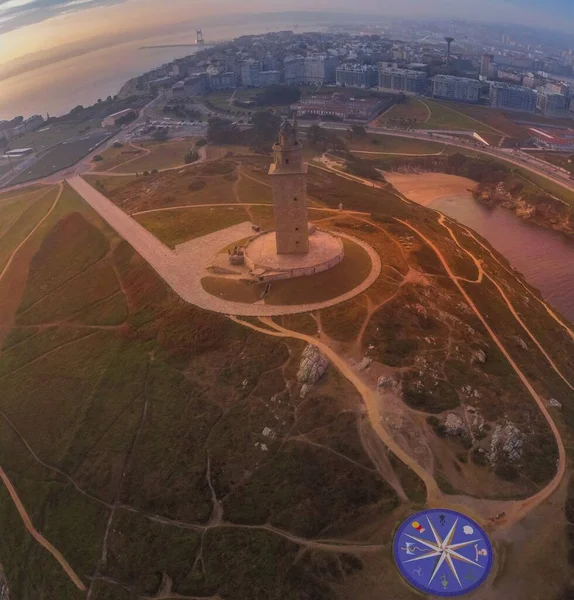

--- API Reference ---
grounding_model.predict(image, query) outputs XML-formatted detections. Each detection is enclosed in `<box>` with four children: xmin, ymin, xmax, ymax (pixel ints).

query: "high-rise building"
<box><xmin>480</xmin><ymin>54</ymin><xmax>493</xmax><ymax>79</ymax></box>
<box><xmin>379</xmin><ymin>67</ymin><xmax>427</xmax><ymax>94</ymax></box>
<box><xmin>241</xmin><ymin>60</ymin><xmax>261</xmax><ymax>87</ymax></box>
<box><xmin>537</xmin><ymin>89</ymin><xmax>569</xmax><ymax>116</ymax></box>
<box><xmin>259</xmin><ymin>70</ymin><xmax>281</xmax><ymax>86</ymax></box>
<box><xmin>336</xmin><ymin>65</ymin><xmax>379</xmax><ymax>88</ymax></box>
<box><xmin>304</xmin><ymin>56</ymin><xmax>339</xmax><ymax>85</ymax></box>
<box><xmin>284</xmin><ymin>57</ymin><xmax>306</xmax><ymax>84</ymax></box>
<box><xmin>209</xmin><ymin>71</ymin><xmax>237</xmax><ymax>91</ymax></box>
<box><xmin>489</xmin><ymin>82</ymin><xmax>537</xmax><ymax>112</ymax></box>
<box><xmin>284</xmin><ymin>56</ymin><xmax>338</xmax><ymax>85</ymax></box>
<box><xmin>432</xmin><ymin>75</ymin><xmax>481</xmax><ymax>103</ymax></box>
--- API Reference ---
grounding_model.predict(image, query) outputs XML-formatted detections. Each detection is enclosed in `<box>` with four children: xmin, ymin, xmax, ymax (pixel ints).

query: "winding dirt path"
<box><xmin>463</xmin><ymin>226</ymin><xmax>574</xmax><ymax>342</ymax></box>
<box><xmin>0</xmin><ymin>182</ymin><xmax>89</xmax><ymax>591</ymax></box>
<box><xmin>316</xmin><ymin>159</ymin><xmax>569</xmax><ymax>529</ymax></box>
<box><xmin>0</xmin><ymin>184</ymin><xmax>60</xmax><ymax>281</ymax></box>
<box><xmin>440</xmin><ymin>215</ymin><xmax>573</xmax><ymax>392</ymax></box>
<box><xmin>0</xmin><ymin>457</ymin><xmax>86</xmax><ymax>591</ymax></box>
<box><xmin>230</xmin><ymin>315</ymin><xmax>442</xmax><ymax>503</ymax></box>
<box><xmin>396</xmin><ymin>217</ymin><xmax>567</xmax><ymax>528</ymax></box>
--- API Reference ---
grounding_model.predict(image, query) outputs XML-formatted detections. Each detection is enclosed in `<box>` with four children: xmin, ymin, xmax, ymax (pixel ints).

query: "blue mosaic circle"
<box><xmin>393</xmin><ymin>508</ymin><xmax>493</xmax><ymax>597</ymax></box>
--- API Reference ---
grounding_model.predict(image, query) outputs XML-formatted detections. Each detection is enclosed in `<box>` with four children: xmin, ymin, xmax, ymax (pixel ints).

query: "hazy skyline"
<box><xmin>1</xmin><ymin>0</ymin><xmax>574</xmax><ymax>70</ymax></box>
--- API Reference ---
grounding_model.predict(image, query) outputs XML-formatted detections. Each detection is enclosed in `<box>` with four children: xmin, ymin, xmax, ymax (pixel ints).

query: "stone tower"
<box><xmin>268</xmin><ymin>118</ymin><xmax>309</xmax><ymax>254</ymax></box>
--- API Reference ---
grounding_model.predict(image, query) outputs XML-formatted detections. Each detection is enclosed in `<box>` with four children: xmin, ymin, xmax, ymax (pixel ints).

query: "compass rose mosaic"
<box><xmin>393</xmin><ymin>509</ymin><xmax>493</xmax><ymax>597</ymax></box>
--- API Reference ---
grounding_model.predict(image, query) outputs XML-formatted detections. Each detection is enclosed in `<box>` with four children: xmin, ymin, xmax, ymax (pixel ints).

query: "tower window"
<box><xmin>295</xmin><ymin>227</ymin><xmax>299</xmax><ymax>231</ymax></box>
<box><xmin>285</xmin><ymin>158</ymin><xmax>290</xmax><ymax>165</ymax></box>
<box><xmin>294</xmin><ymin>197</ymin><xmax>297</xmax><ymax>201</ymax></box>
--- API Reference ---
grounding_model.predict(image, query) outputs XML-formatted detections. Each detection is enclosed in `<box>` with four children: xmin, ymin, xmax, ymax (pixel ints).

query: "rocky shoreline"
<box><xmin>474</xmin><ymin>181</ymin><xmax>574</xmax><ymax>237</ymax></box>
<box><xmin>383</xmin><ymin>161</ymin><xmax>574</xmax><ymax>237</ymax></box>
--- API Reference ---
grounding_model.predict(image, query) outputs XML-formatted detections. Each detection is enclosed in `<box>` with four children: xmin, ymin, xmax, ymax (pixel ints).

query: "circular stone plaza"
<box><xmin>244</xmin><ymin>228</ymin><xmax>343</xmax><ymax>281</ymax></box>
<box><xmin>196</xmin><ymin>118</ymin><xmax>381</xmax><ymax>315</ymax></box>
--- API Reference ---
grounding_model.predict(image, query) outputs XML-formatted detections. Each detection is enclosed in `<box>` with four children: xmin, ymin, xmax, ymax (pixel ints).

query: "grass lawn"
<box><xmin>0</xmin><ymin>187</ymin><xmax>54</xmax><ymax>238</ymax></box>
<box><xmin>513</xmin><ymin>166</ymin><xmax>574</xmax><ymax>206</ymax></box>
<box><xmin>237</xmin><ymin>171</ymin><xmax>273</xmax><ymax>204</ymax></box>
<box><xmin>376</xmin><ymin>97</ymin><xmax>430</xmax><ymax>125</ymax></box>
<box><xmin>414</xmin><ymin>100</ymin><xmax>503</xmax><ymax>137</ymax></box>
<box><xmin>0</xmin><ymin>187</ymin><xmax>59</xmax><ymax>272</ymax></box>
<box><xmin>11</xmin><ymin>132</ymin><xmax>110</xmax><ymax>185</ymax></box>
<box><xmin>112</xmin><ymin>138</ymin><xmax>197</xmax><ymax>173</ymax></box>
<box><xmin>201</xmin><ymin>277</ymin><xmax>263</xmax><ymax>303</ymax></box>
<box><xmin>11</xmin><ymin>118</ymin><xmax>104</xmax><ymax>152</ymax></box>
<box><xmin>135</xmin><ymin>206</ymin><xmax>250</xmax><ymax>247</ymax></box>
<box><xmin>347</xmin><ymin>133</ymin><xmax>445</xmax><ymax>155</ymax></box>
<box><xmin>265</xmin><ymin>238</ymin><xmax>373</xmax><ymax>305</ymax></box>
<box><xmin>94</xmin><ymin>143</ymin><xmax>145</xmax><ymax>171</ymax></box>
<box><xmin>83</xmin><ymin>173</ymin><xmax>139</xmax><ymax>194</ymax></box>
<box><xmin>0</xmin><ymin>183</ymin><xmax>46</xmax><ymax>202</ymax></box>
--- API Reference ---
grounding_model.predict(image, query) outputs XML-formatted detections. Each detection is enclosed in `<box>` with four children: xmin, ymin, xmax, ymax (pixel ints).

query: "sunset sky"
<box><xmin>1</xmin><ymin>0</ymin><xmax>573</xmax><ymax>70</ymax></box>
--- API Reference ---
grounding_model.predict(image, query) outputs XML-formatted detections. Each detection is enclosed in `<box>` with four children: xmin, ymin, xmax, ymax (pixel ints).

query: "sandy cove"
<box><xmin>385</xmin><ymin>172</ymin><xmax>477</xmax><ymax>206</ymax></box>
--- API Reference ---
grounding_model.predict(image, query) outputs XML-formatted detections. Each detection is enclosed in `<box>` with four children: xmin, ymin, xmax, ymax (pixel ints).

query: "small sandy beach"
<box><xmin>385</xmin><ymin>172</ymin><xmax>477</xmax><ymax>206</ymax></box>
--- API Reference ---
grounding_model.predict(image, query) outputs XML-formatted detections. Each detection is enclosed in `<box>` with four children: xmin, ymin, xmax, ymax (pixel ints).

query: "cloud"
<box><xmin>0</xmin><ymin>0</ymin><xmax>127</xmax><ymax>34</ymax></box>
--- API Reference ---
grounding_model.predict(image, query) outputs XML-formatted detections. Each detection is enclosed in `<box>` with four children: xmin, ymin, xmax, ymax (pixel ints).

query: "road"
<box><xmin>312</xmin><ymin>122</ymin><xmax>574</xmax><ymax>197</ymax></box>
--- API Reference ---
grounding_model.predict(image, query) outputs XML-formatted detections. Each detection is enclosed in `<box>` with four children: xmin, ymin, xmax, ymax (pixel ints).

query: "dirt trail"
<box><xmin>230</xmin><ymin>315</ymin><xmax>442</xmax><ymax>503</ymax></box>
<box><xmin>316</xmin><ymin>160</ymin><xmax>568</xmax><ymax>529</ymax></box>
<box><xmin>440</xmin><ymin>215</ymin><xmax>573</xmax><ymax>391</ymax></box>
<box><xmin>0</xmin><ymin>184</ymin><xmax>60</xmax><ymax>281</ymax></box>
<box><xmin>0</xmin><ymin>465</ymin><xmax>86</xmax><ymax>590</ymax></box>
<box><xmin>463</xmin><ymin>226</ymin><xmax>574</xmax><ymax>342</ymax></box>
<box><xmin>103</xmin><ymin>142</ymin><xmax>151</xmax><ymax>173</ymax></box>
<box><xmin>396</xmin><ymin>217</ymin><xmax>566</xmax><ymax>528</ymax></box>
<box><xmin>0</xmin><ymin>182</ymin><xmax>88</xmax><ymax>591</ymax></box>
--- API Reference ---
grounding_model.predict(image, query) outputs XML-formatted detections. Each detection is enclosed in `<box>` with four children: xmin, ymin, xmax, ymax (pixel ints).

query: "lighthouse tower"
<box><xmin>268</xmin><ymin>118</ymin><xmax>309</xmax><ymax>255</ymax></box>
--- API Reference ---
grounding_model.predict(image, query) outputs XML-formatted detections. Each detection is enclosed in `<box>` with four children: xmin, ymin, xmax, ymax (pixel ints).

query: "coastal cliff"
<box><xmin>474</xmin><ymin>181</ymin><xmax>574</xmax><ymax>237</ymax></box>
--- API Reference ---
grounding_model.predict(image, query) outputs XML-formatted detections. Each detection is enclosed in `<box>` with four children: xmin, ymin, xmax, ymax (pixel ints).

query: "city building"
<box><xmin>432</xmin><ymin>75</ymin><xmax>481</xmax><ymax>103</ymax></box>
<box><xmin>101</xmin><ymin>109</ymin><xmax>137</xmax><ymax>128</ymax></box>
<box><xmin>497</xmin><ymin>69</ymin><xmax>523</xmax><ymax>84</ymax></box>
<box><xmin>145</xmin><ymin>76</ymin><xmax>177</xmax><ymax>92</ymax></box>
<box><xmin>304</xmin><ymin>56</ymin><xmax>339</xmax><ymax>85</ymax></box>
<box><xmin>291</xmin><ymin>92</ymin><xmax>390</xmax><ymax>122</ymax></box>
<box><xmin>172</xmin><ymin>73</ymin><xmax>209</xmax><ymax>97</ymax></box>
<box><xmin>284</xmin><ymin>56</ymin><xmax>338</xmax><ymax>85</ymax></box>
<box><xmin>241</xmin><ymin>60</ymin><xmax>261</xmax><ymax>87</ymax></box>
<box><xmin>378</xmin><ymin>67</ymin><xmax>427</xmax><ymax>94</ymax></box>
<box><xmin>489</xmin><ymin>82</ymin><xmax>537</xmax><ymax>112</ymax></box>
<box><xmin>480</xmin><ymin>54</ymin><xmax>493</xmax><ymax>79</ymax></box>
<box><xmin>528</xmin><ymin>126</ymin><xmax>574</xmax><ymax>150</ymax></box>
<box><xmin>537</xmin><ymin>89</ymin><xmax>569</xmax><ymax>116</ymax></box>
<box><xmin>336</xmin><ymin>64</ymin><xmax>379</xmax><ymax>88</ymax></box>
<box><xmin>209</xmin><ymin>71</ymin><xmax>237</xmax><ymax>91</ymax></box>
<box><xmin>259</xmin><ymin>70</ymin><xmax>281</xmax><ymax>86</ymax></box>
<box><xmin>284</xmin><ymin>57</ymin><xmax>306</xmax><ymax>84</ymax></box>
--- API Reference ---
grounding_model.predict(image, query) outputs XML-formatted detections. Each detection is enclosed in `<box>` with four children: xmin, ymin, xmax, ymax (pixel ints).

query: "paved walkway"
<box><xmin>67</xmin><ymin>176</ymin><xmax>382</xmax><ymax>316</ymax></box>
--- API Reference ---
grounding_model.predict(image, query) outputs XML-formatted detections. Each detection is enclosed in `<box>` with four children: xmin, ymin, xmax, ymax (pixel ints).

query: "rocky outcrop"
<box><xmin>297</xmin><ymin>345</ymin><xmax>328</xmax><ymax>385</ymax></box>
<box><xmin>475</xmin><ymin>182</ymin><xmax>574</xmax><ymax>237</ymax></box>
<box><xmin>0</xmin><ymin>566</ymin><xmax>9</xmax><ymax>600</ymax></box>
<box><xmin>445</xmin><ymin>413</ymin><xmax>466</xmax><ymax>436</ymax></box>
<box><xmin>488</xmin><ymin>421</ymin><xmax>525</xmax><ymax>465</ymax></box>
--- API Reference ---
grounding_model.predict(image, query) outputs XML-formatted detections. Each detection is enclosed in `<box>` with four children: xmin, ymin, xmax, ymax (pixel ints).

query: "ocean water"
<box><xmin>0</xmin><ymin>20</ymin><xmax>314</xmax><ymax>119</ymax></box>
<box><xmin>430</xmin><ymin>194</ymin><xmax>574</xmax><ymax>323</ymax></box>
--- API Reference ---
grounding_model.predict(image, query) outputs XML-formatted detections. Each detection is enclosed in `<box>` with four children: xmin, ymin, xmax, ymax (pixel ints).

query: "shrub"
<box><xmin>113</xmin><ymin>142</ymin><xmax>124</xmax><ymax>148</ymax></box>
<box><xmin>92</xmin><ymin>155</ymin><xmax>104</xmax><ymax>162</ymax></box>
